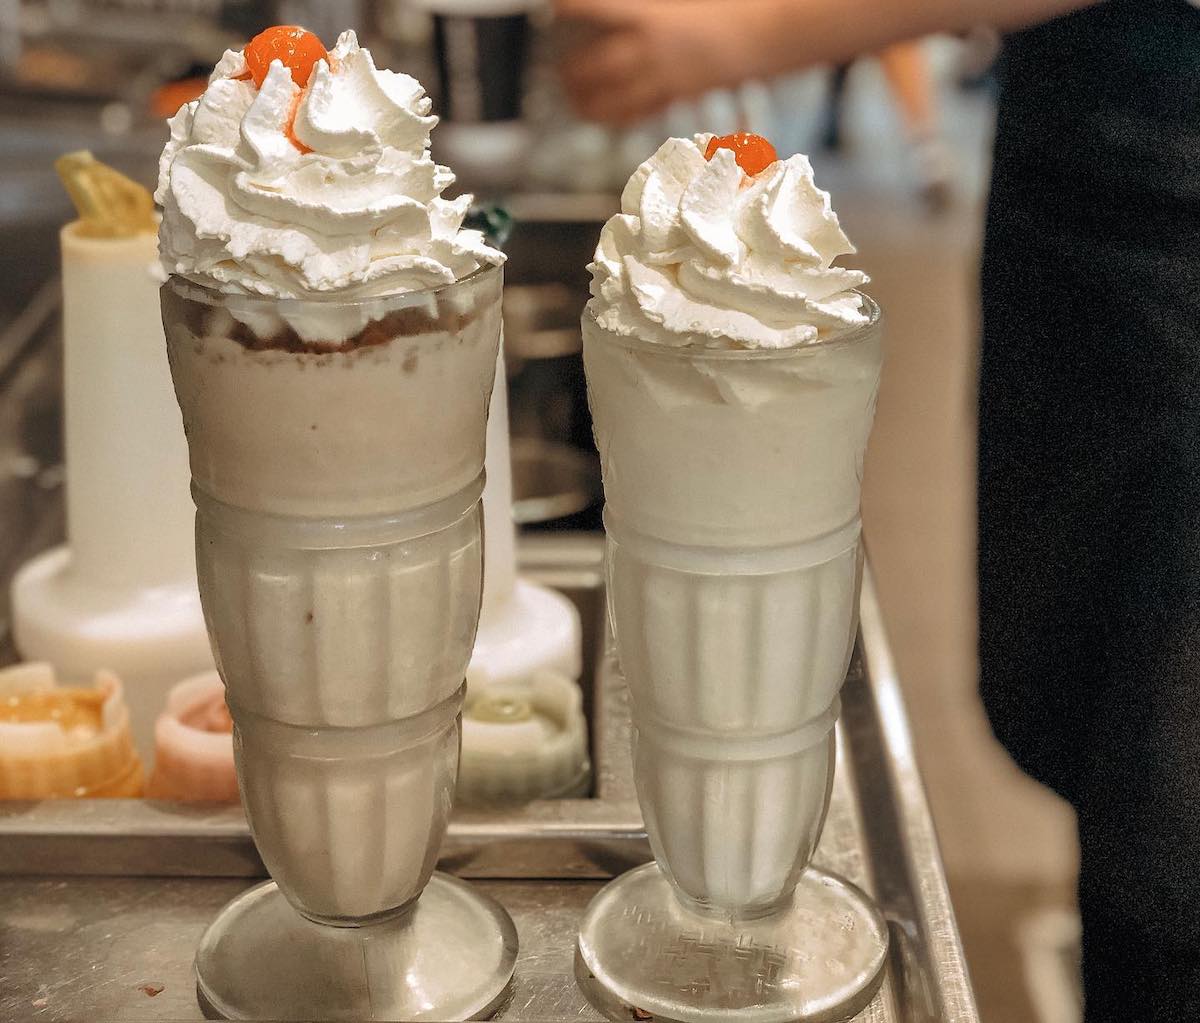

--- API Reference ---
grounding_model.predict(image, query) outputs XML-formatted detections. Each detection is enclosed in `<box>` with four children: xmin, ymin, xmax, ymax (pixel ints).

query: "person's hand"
<box><xmin>553</xmin><ymin>0</ymin><xmax>772</xmax><ymax>126</ymax></box>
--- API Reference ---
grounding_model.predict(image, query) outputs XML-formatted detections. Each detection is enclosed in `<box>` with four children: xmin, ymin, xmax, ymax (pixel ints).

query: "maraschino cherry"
<box><xmin>243</xmin><ymin>25</ymin><xmax>327</xmax><ymax>89</ymax></box>
<box><xmin>704</xmin><ymin>132</ymin><xmax>778</xmax><ymax>177</ymax></box>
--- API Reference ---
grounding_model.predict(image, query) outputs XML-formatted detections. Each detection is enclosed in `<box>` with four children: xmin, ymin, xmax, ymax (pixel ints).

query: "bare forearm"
<box><xmin>744</xmin><ymin>0</ymin><xmax>1101</xmax><ymax>80</ymax></box>
<box><xmin>554</xmin><ymin>0</ymin><xmax>1103</xmax><ymax>127</ymax></box>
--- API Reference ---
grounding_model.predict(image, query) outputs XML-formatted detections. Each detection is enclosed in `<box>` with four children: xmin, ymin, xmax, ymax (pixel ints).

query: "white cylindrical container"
<box><xmin>460</xmin><ymin>344</ymin><xmax>585</xmax><ymax>805</ymax></box>
<box><xmin>11</xmin><ymin>225</ymin><xmax>213</xmax><ymax>756</ymax></box>
<box><xmin>468</xmin><ymin>343</ymin><xmax>582</xmax><ymax>688</ymax></box>
<box><xmin>481</xmin><ymin>346</ymin><xmax>517</xmax><ymax>614</ymax></box>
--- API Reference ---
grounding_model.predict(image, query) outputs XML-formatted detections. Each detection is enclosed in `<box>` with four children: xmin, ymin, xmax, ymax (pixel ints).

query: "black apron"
<box><xmin>979</xmin><ymin>2</ymin><xmax>1200</xmax><ymax>1018</ymax></box>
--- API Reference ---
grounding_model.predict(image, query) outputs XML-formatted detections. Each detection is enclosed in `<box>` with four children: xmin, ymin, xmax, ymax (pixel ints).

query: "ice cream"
<box><xmin>158</xmin><ymin>27</ymin><xmax>512</xmax><ymax>966</ymax></box>
<box><xmin>583</xmin><ymin>134</ymin><xmax>883</xmax><ymax>915</ymax></box>
<box><xmin>0</xmin><ymin>664</ymin><xmax>144</xmax><ymax>799</ymax></box>
<box><xmin>156</xmin><ymin>28</ymin><xmax>503</xmax><ymax>344</ymax></box>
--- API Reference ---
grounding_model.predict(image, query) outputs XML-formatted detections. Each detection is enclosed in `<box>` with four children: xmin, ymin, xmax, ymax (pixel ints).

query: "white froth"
<box><xmin>589</xmin><ymin>135</ymin><xmax>868</xmax><ymax>350</ymax></box>
<box><xmin>156</xmin><ymin>30</ymin><xmax>504</xmax><ymax>342</ymax></box>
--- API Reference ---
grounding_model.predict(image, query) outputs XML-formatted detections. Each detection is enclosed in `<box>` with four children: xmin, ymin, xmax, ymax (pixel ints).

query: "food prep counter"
<box><xmin>0</xmin><ymin>289</ymin><xmax>979</xmax><ymax>1022</ymax></box>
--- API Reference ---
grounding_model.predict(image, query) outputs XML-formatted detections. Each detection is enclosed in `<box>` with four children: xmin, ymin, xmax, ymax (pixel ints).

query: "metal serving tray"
<box><xmin>0</xmin><ymin>296</ymin><xmax>978</xmax><ymax>1022</ymax></box>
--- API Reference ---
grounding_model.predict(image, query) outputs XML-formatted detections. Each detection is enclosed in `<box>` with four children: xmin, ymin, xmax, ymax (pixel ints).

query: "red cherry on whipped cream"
<box><xmin>704</xmin><ymin>132</ymin><xmax>779</xmax><ymax>177</ymax></box>
<box><xmin>244</xmin><ymin>25</ymin><xmax>327</xmax><ymax>89</ymax></box>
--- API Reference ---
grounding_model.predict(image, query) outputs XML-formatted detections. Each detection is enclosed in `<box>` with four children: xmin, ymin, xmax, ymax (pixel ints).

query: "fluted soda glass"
<box><xmin>161</xmin><ymin>267</ymin><xmax>517</xmax><ymax>1021</ymax></box>
<box><xmin>576</xmin><ymin>299</ymin><xmax>890</xmax><ymax>1023</ymax></box>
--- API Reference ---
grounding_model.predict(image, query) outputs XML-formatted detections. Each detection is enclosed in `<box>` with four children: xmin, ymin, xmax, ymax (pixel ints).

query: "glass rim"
<box><xmin>162</xmin><ymin>262</ymin><xmax>503</xmax><ymax>310</ymax></box>
<box><xmin>583</xmin><ymin>291</ymin><xmax>881</xmax><ymax>360</ymax></box>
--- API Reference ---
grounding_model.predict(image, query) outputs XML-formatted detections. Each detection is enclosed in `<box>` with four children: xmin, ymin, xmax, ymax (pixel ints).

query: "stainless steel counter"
<box><xmin>0</xmin><ymin>295</ymin><xmax>979</xmax><ymax>1022</ymax></box>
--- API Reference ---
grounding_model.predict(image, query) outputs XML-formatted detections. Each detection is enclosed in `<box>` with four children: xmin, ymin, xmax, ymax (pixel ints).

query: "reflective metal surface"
<box><xmin>0</xmin><ymin>563</ymin><xmax>977</xmax><ymax>1022</ymax></box>
<box><xmin>0</xmin><ymin>874</ymin><xmax>597</xmax><ymax>1022</ymax></box>
<box><xmin>0</xmin><ymin>291</ymin><xmax>978</xmax><ymax>1022</ymax></box>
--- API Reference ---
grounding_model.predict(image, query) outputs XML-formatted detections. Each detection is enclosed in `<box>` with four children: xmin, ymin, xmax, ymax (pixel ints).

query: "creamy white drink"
<box><xmin>584</xmin><ymin>134</ymin><xmax>883</xmax><ymax>916</ymax></box>
<box><xmin>157</xmin><ymin>28</ymin><xmax>509</xmax><ymax>934</ymax></box>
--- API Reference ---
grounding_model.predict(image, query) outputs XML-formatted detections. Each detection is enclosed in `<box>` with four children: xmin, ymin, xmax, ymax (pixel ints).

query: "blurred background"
<box><xmin>0</xmin><ymin>3</ymin><xmax>1078</xmax><ymax>1019</ymax></box>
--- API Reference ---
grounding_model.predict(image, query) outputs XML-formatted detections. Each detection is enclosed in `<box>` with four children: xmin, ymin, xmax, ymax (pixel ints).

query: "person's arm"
<box><xmin>555</xmin><ymin>0</ymin><xmax>1099</xmax><ymax>125</ymax></box>
<box><xmin>743</xmin><ymin>0</ymin><xmax>1099</xmax><ymax>72</ymax></box>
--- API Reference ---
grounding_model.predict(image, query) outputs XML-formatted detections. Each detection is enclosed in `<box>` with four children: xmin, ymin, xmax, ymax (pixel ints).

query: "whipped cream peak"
<box><xmin>156</xmin><ymin>29</ymin><xmax>503</xmax><ymax>339</ymax></box>
<box><xmin>590</xmin><ymin>134</ymin><xmax>868</xmax><ymax>349</ymax></box>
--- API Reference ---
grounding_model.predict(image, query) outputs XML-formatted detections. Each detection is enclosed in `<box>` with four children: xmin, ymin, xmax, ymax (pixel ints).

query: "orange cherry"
<box><xmin>704</xmin><ymin>132</ymin><xmax>778</xmax><ymax>177</ymax></box>
<box><xmin>243</xmin><ymin>25</ymin><xmax>326</xmax><ymax>89</ymax></box>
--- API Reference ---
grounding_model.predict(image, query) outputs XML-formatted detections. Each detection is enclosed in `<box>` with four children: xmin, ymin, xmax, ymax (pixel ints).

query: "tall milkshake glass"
<box><xmin>161</xmin><ymin>265</ymin><xmax>517</xmax><ymax>1021</ymax></box>
<box><xmin>577</xmin><ymin>296</ymin><xmax>888</xmax><ymax>1022</ymax></box>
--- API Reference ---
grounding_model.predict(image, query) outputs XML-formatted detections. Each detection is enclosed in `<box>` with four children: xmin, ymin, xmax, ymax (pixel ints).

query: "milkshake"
<box><xmin>577</xmin><ymin>134</ymin><xmax>887</xmax><ymax>1022</ymax></box>
<box><xmin>157</xmin><ymin>27</ymin><xmax>515</xmax><ymax>1020</ymax></box>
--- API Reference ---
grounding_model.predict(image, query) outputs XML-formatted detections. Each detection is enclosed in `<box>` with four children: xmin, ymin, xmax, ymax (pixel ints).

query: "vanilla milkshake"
<box><xmin>583</xmin><ymin>134</ymin><xmax>883</xmax><ymax>917</ymax></box>
<box><xmin>157</xmin><ymin>29</ymin><xmax>516</xmax><ymax>1018</ymax></box>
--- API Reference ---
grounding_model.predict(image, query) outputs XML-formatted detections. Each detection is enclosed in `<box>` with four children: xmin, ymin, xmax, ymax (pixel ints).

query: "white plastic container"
<box><xmin>459</xmin><ymin>668</ymin><xmax>590</xmax><ymax>805</ymax></box>
<box><xmin>11</xmin><ymin>225</ymin><xmax>213</xmax><ymax>756</ymax></box>
<box><xmin>469</xmin><ymin>344</ymin><xmax>582</xmax><ymax>688</ymax></box>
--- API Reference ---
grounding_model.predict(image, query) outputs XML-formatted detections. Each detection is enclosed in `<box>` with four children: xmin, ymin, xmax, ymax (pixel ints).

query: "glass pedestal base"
<box><xmin>196</xmin><ymin>875</ymin><xmax>517</xmax><ymax>1021</ymax></box>
<box><xmin>576</xmin><ymin>863</ymin><xmax>888</xmax><ymax>1023</ymax></box>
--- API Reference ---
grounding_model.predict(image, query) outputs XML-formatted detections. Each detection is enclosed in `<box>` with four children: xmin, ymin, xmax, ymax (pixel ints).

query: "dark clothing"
<box><xmin>979</xmin><ymin>2</ymin><xmax>1200</xmax><ymax>1019</ymax></box>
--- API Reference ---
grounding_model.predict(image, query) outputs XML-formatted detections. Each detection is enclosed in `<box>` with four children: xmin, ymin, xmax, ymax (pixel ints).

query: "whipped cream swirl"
<box><xmin>589</xmin><ymin>135</ymin><xmax>868</xmax><ymax>349</ymax></box>
<box><xmin>156</xmin><ymin>31</ymin><xmax>503</xmax><ymax>314</ymax></box>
